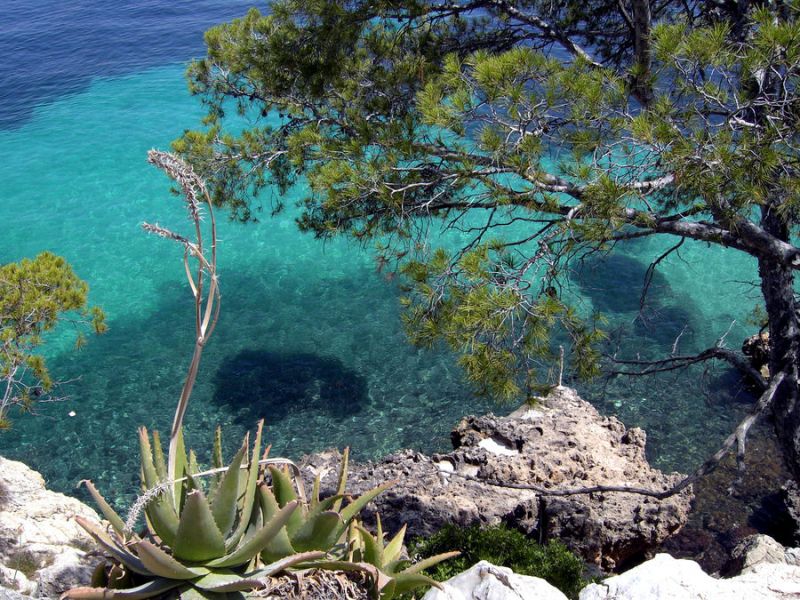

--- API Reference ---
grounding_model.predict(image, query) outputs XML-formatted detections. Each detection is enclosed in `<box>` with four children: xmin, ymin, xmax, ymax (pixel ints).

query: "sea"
<box><xmin>0</xmin><ymin>1</ymin><xmax>762</xmax><ymax>512</ymax></box>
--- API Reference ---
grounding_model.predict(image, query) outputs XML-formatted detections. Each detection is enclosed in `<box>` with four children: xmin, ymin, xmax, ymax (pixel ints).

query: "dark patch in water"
<box><xmin>212</xmin><ymin>349</ymin><xmax>369</xmax><ymax>424</ymax></box>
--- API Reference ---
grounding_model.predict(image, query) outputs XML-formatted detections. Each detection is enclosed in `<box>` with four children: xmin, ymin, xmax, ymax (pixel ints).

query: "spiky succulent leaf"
<box><xmin>62</xmin><ymin>578</ymin><xmax>181</xmax><ymax>600</ymax></box>
<box><xmin>291</xmin><ymin>511</ymin><xmax>343</xmax><ymax>552</ymax></box>
<box><xmin>209</xmin><ymin>444</ymin><xmax>245</xmax><ymax>536</ymax></box>
<box><xmin>80</xmin><ymin>480</ymin><xmax>127</xmax><ymax>537</ymax></box>
<box><xmin>194</xmin><ymin>552</ymin><xmax>325</xmax><ymax>592</ymax></box>
<box><xmin>401</xmin><ymin>551</ymin><xmax>460</xmax><ymax>575</ymax></box>
<box><xmin>151</xmin><ymin>431</ymin><xmax>167</xmax><ymax>481</ymax></box>
<box><xmin>340</xmin><ymin>481</ymin><xmax>394</xmax><ymax>525</ymax></box>
<box><xmin>138</xmin><ymin>428</ymin><xmax>179</xmax><ymax>546</ymax></box>
<box><xmin>332</xmin><ymin>447</ymin><xmax>350</xmax><ymax>513</ymax></box>
<box><xmin>383</xmin><ymin>525</ymin><xmax>407</xmax><ymax>566</ymax></box>
<box><xmin>225</xmin><ymin>420</ymin><xmax>263</xmax><ymax>551</ymax></box>
<box><xmin>391</xmin><ymin>573</ymin><xmax>441</xmax><ymax>596</ymax></box>
<box><xmin>257</xmin><ymin>485</ymin><xmax>296</xmax><ymax>562</ymax></box>
<box><xmin>212</xmin><ymin>426</ymin><xmax>224</xmax><ymax>479</ymax></box>
<box><xmin>173</xmin><ymin>490</ymin><xmax>226</xmax><ymax>561</ymax></box>
<box><xmin>133</xmin><ymin>540</ymin><xmax>210</xmax><ymax>580</ymax></box>
<box><xmin>75</xmin><ymin>516</ymin><xmax>150</xmax><ymax>576</ymax></box>
<box><xmin>356</xmin><ymin>524</ymin><xmax>384</xmax><ymax>567</ymax></box>
<box><xmin>206</xmin><ymin>500</ymin><xmax>299</xmax><ymax>568</ymax></box>
<box><xmin>172</xmin><ymin>428</ymin><xmax>189</xmax><ymax>511</ymax></box>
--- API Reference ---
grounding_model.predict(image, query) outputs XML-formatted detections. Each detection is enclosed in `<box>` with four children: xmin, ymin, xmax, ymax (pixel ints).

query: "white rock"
<box><xmin>421</xmin><ymin>560</ymin><xmax>568</xmax><ymax>600</ymax></box>
<box><xmin>477</xmin><ymin>437</ymin><xmax>519</xmax><ymax>456</ymax></box>
<box><xmin>0</xmin><ymin>457</ymin><xmax>102</xmax><ymax>598</ymax></box>
<box><xmin>579</xmin><ymin>553</ymin><xmax>800</xmax><ymax>600</ymax></box>
<box><xmin>733</xmin><ymin>534</ymin><xmax>800</xmax><ymax>573</ymax></box>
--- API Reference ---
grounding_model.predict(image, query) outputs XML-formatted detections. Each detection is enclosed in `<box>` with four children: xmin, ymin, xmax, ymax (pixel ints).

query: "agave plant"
<box><xmin>65</xmin><ymin>422</ymin><xmax>327</xmax><ymax>599</ymax></box>
<box><xmin>319</xmin><ymin>514</ymin><xmax>459</xmax><ymax>600</ymax></box>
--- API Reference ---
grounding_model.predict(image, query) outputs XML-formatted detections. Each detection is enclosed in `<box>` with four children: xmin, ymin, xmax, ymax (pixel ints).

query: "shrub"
<box><xmin>409</xmin><ymin>523</ymin><xmax>588</xmax><ymax>599</ymax></box>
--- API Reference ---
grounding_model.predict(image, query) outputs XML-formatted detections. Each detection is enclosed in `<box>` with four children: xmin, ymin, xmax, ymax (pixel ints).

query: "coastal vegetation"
<box><xmin>65</xmin><ymin>151</ymin><xmax>455</xmax><ymax>600</ymax></box>
<box><xmin>0</xmin><ymin>253</ymin><xmax>105</xmax><ymax>429</ymax></box>
<box><xmin>175</xmin><ymin>1</ymin><xmax>800</xmax><ymax>477</ymax></box>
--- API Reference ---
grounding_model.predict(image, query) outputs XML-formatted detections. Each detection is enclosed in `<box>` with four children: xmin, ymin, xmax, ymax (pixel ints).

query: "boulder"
<box><xmin>0</xmin><ymin>457</ymin><xmax>101</xmax><ymax>598</ymax></box>
<box><xmin>578</xmin><ymin>553</ymin><xmax>800</xmax><ymax>600</ymax></box>
<box><xmin>782</xmin><ymin>480</ymin><xmax>800</xmax><ymax>544</ymax></box>
<box><xmin>421</xmin><ymin>560</ymin><xmax>568</xmax><ymax>600</ymax></box>
<box><xmin>729</xmin><ymin>534</ymin><xmax>800</xmax><ymax>574</ymax></box>
<box><xmin>302</xmin><ymin>386</ymin><xmax>692</xmax><ymax>570</ymax></box>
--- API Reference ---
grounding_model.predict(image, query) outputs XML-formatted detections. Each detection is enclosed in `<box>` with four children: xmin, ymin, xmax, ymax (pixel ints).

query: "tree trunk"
<box><xmin>630</xmin><ymin>0</ymin><xmax>652</xmax><ymax>104</ymax></box>
<box><xmin>759</xmin><ymin>206</ymin><xmax>800</xmax><ymax>476</ymax></box>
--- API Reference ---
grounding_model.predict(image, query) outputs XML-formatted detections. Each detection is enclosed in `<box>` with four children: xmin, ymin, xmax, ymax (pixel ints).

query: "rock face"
<box><xmin>578</xmin><ymin>552</ymin><xmax>800</xmax><ymax>600</ymax></box>
<box><xmin>302</xmin><ymin>386</ymin><xmax>692</xmax><ymax>570</ymax></box>
<box><xmin>421</xmin><ymin>561</ymin><xmax>568</xmax><ymax>600</ymax></box>
<box><xmin>730</xmin><ymin>534</ymin><xmax>800</xmax><ymax>574</ymax></box>
<box><xmin>0</xmin><ymin>457</ymin><xmax>101</xmax><ymax>598</ymax></box>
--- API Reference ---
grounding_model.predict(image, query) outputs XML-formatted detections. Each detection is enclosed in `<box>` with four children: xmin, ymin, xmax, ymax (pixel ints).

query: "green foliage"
<box><xmin>346</xmin><ymin>515</ymin><xmax>458</xmax><ymax>599</ymax></box>
<box><xmin>70</xmin><ymin>424</ymin><xmax>439</xmax><ymax>600</ymax></box>
<box><xmin>0</xmin><ymin>252</ymin><xmax>106</xmax><ymax>429</ymax></box>
<box><xmin>178</xmin><ymin>2</ymin><xmax>800</xmax><ymax>440</ymax></box>
<box><xmin>410</xmin><ymin>524</ymin><xmax>588</xmax><ymax>599</ymax></box>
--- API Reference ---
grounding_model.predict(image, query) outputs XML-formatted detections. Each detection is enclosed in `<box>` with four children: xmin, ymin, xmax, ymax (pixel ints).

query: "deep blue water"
<box><xmin>0</xmin><ymin>1</ymin><xmax>760</xmax><ymax>510</ymax></box>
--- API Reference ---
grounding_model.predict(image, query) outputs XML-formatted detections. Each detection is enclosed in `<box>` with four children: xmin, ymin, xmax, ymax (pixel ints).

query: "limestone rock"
<box><xmin>0</xmin><ymin>457</ymin><xmax>101</xmax><ymax>597</ymax></box>
<box><xmin>578</xmin><ymin>553</ymin><xmax>800</xmax><ymax>600</ymax></box>
<box><xmin>302</xmin><ymin>386</ymin><xmax>692</xmax><ymax>570</ymax></box>
<box><xmin>421</xmin><ymin>561</ymin><xmax>568</xmax><ymax>600</ymax></box>
<box><xmin>731</xmin><ymin>535</ymin><xmax>800</xmax><ymax>573</ymax></box>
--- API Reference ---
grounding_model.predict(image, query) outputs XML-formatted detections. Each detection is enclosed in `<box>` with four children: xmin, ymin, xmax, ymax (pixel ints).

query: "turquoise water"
<box><xmin>0</xmin><ymin>63</ymin><xmax>761</xmax><ymax>508</ymax></box>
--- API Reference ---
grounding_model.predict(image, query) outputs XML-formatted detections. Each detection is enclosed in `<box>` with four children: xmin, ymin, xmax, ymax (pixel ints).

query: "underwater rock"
<box><xmin>578</xmin><ymin>552</ymin><xmax>800</xmax><ymax>599</ymax></box>
<box><xmin>0</xmin><ymin>457</ymin><xmax>101</xmax><ymax>598</ymax></box>
<box><xmin>302</xmin><ymin>386</ymin><xmax>692</xmax><ymax>571</ymax></box>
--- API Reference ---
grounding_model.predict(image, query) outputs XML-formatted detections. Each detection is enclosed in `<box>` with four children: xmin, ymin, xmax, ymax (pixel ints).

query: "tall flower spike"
<box><xmin>146</xmin><ymin>150</ymin><xmax>206</xmax><ymax>222</ymax></box>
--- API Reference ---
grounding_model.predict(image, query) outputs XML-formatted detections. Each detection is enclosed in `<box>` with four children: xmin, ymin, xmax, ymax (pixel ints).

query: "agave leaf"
<box><xmin>291</xmin><ymin>511</ymin><xmax>343</xmax><ymax>552</ymax></box>
<box><xmin>188</xmin><ymin>450</ymin><xmax>200</xmax><ymax>476</ymax></box>
<box><xmin>268</xmin><ymin>466</ymin><xmax>298</xmax><ymax>506</ymax></box>
<box><xmin>356</xmin><ymin>525</ymin><xmax>383</xmax><ymax>567</ymax></box>
<box><xmin>74</xmin><ymin>516</ymin><xmax>150</xmax><ymax>576</ymax></box>
<box><xmin>392</xmin><ymin>572</ymin><xmax>441</xmax><ymax>596</ymax></box>
<box><xmin>309</xmin><ymin>475</ymin><xmax>321</xmax><ymax>510</ymax></box>
<box><xmin>61</xmin><ymin>578</ymin><xmax>181</xmax><ymax>600</ymax></box>
<box><xmin>268</xmin><ymin>466</ymin><xmax>304</xmax><ymax>537</ymax></box>
<box><xmin>138</xmin><ymin>428</ymin><xmax>179</xmax><ymax>545</ymax></box>
<box><xmin>209</xmin><ymin>444</ymin><xmax>245</xmax><ymax>536</ymax></box>
<box><xmin>79</xmin><ymin>480</ymin><xmax>127</xmax><ymax>537</ymax></box>
<box><xmin>172</xmin><ymin>428</ymin><xmax>189</xmax><ymax>512</ymax></box>
<box><xmin>173</xmin><ymin>490</ymin><xmax>226</xmax><ymax>562</ymax></box>
<box><xmin>133</xmin><ymin>540</ymin><xmax>210</xmax><ymax>580</ymax></box>
<box><xmin>175</xmin><ymin>586</ymin><xmax>239</xmax><ymax>600</ymax></box>
<box><xmin>383</xmin><ymin>524</ymin><xmax>407</xmax><ymax>566</ymax></box>
<box><xmin>211</xmin><ymin>426</ymin><xmax>224</xmax><ymax>487</ymax></box>
<box><xmin>151</xmin><ymin>431</ymin><xmax>167</xmax><ymax>481</ymax></box>
<box><xmin>206</xmin><ymin>501</ymin><xmax>299</xmax><ymax>568</ymax></box>
<box><xmin>332</xmin><ymin>447</ymin><xmax>350</xmax><ymax>513</ymax></box>
<box><xmin>402</xmin><ymin>551</ymin><xmax>460</xmax><ymax>575</ymax></box>
<box><xmin>339</xmin><ymin>481</ymin><xmax>394</xmax><ymax>526</ymax></box>
<box><xmin>194</xmin><ymin>552</ymin><xmax>325</xmax><ymax>592</ymax></box>
<box><xmin>225</xmin><ymin>421</ymin><xmax>263</xmax><ymax>551</ymax></box>
<box><xmin>257</xmin><ymin>486</ymin><xmax>296</xmax><ymax>562</ymax></box>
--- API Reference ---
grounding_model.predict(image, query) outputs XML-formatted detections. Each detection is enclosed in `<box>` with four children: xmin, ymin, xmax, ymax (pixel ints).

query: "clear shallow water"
<box><xmin>0</xmin><ymin>2</ymin><xmax>761</xmax><ymax>510</ymax></box>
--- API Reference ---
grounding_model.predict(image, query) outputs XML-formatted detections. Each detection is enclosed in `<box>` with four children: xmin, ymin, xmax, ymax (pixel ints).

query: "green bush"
<box><xmin>409</xmin><ymin>524</ymin><xmax>588</xmax><ymax>599</ymax></box>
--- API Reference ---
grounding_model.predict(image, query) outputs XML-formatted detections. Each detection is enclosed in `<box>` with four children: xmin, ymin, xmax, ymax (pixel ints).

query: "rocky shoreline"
<box><xmin>301</xmin><ymin>386</ymin><xmax>692</xmax><ymax>570</ymax></box>
<box><xmin>1</xmin><ymin>385</ymin><xmax>798</xmax><ymax>598</ymax></box>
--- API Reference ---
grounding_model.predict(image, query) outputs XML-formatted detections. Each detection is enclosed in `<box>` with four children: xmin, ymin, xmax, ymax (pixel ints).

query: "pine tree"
<box><xmin>176</xmin><ymin>1</ymin><xmax>800</xmax><ymax>476</ymax></box>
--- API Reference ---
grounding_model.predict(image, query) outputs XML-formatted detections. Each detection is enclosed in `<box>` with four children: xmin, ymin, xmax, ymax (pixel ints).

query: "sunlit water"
<box><xmin>0</xmin><ymin>2</ymin><xmax>761</xmax><ymax>511</ymax></box>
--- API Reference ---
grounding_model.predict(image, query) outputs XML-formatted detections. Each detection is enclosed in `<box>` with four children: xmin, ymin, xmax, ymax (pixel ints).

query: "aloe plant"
<box><xmin>65</xmin><ymin>422</ymin><xmax>327</xmax><ymax>599</ymax></box>
<box><xmin>317</xmin><ymin>514</ymin><xmax>459</xmax><ymax>600</ymax></box>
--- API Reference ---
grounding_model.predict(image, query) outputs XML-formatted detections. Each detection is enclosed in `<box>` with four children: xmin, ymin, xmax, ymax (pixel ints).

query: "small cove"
<box><xmin>0</xmin><ymin>3</ymin><xmax>769</xmax><ymax>528</ymax></box>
